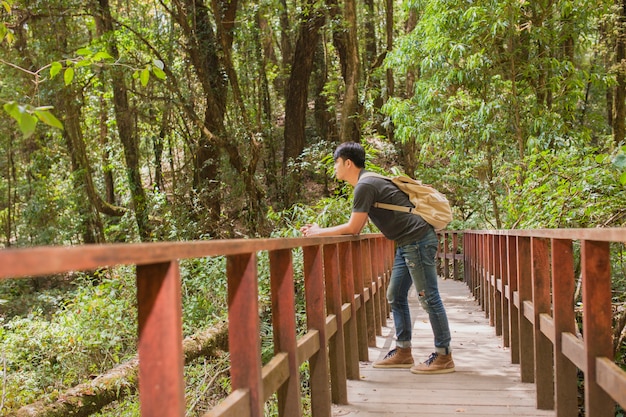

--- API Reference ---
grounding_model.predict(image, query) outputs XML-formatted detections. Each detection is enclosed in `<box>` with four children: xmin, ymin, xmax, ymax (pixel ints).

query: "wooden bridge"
<box><xmin>1</xmin><ymin>229</ymin><xmax>625</xmax><ymax>417</ymax></box>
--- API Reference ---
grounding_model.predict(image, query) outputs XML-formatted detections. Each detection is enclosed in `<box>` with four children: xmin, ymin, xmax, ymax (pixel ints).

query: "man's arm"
<box><xmin>300</xmin><ymin>211</ymin><xmax>369</xmax><ymax>237</ymax></box>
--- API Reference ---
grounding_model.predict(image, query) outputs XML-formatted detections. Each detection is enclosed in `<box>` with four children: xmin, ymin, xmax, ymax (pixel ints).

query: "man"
<box><xmin>300</xmin><ymin>141</ymin><xmax>454</xmax><ymax>374</ymax></box>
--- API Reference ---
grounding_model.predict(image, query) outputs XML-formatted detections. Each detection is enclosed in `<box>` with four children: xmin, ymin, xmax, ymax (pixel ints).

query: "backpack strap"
<box><xmin>359</xmin><ymin>171</ymin><xmax>416</xmax><ymax>214</ymax></box>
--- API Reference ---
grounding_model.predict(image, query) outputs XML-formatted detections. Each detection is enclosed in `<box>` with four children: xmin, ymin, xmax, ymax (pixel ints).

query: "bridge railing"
<box><xmin>0</xmin><ymin>235</ymin><xmax>394</xmax><ymax>417</ymax></box>
<box><xmin>438</xmin><ymin>229</ymin><xmax>626</xmax><ymax>417</ymax></box>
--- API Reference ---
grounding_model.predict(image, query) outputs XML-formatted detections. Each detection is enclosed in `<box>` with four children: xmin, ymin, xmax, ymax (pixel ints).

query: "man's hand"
<box><xmin>300</xmin><ymin>223</ymin><xmax>321</xmax><ymax>237</ymax></box>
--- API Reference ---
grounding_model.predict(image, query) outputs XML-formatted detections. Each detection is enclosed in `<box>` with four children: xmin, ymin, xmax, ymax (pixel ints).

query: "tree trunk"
<box><xmin>93</xmin><ymin>0</ymin><xmax>152</xmax><ymax>241</ymax></box>
<box><xmin>282</xmin><ymin>2</ymin><xmax>325</xmax><ymax>203</ymax></box>
<box><xmin>613</xmin><ymin>0</ymin><xmax>626</xmax><ymax>144</ymax></box>
<box><xmin>339</xmin><ymin>0</ymin><xmax>360</xmax><ymax>143</ymax></box>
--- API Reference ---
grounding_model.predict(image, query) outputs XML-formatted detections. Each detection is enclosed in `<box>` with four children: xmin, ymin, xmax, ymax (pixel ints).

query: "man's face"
<box><xmin>334</xmin><ymin>157</ymin><xmax>347</xmax><ymax>181</ymax></box>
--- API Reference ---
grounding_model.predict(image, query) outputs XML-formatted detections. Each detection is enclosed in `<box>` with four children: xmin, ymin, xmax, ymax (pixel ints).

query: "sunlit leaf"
<box><xmin>92</xmin><ymin>51</ymin><xmax>112</xmax><ymax>62</ymax></box>
<box><xmin>19</xmin><ymin>113</ymin><xmax>38</xmax><ymax>138</ymax></box>
<box><xmin>3</xmin><ymin>101</ymin><xmax>20</xmax><ymax>120</ymax></box>
<box><xmin>152</xmin><ymin>66</ymin><xmax>166</xmax><ymax>80</ymax></box>
<box><xmin>34</xmin><ymin>109</ymin><xmax>64</xmax><ymax>130</ymax></box>
<box><xmin>64</xmin><ymin>67</ymin><xmax>74</xmax><ymax>85</ymax></box>
<box><xmin>140</xmin><ymin>68</ymin><xmax>150</xmax><ymax>86</ymax></box>
<box><xmin>76</xmin><ymin>47</ymin><xmax>91</xmax><ymax>56</ymax></box>
<box><xmin>50</xmin><ymin>61</ymin><xmax>62</xmax><ymax>78</ymax></box>
<box><xmin>1</xmin><ymin>1</ymin><xmax>11</xmax><ymax>13</ymax></box>
<box><xmin>153</xmin><ymin>59</ymin><xmax>164</xmax><ymax>70</ymax></box>
<box><xmin>621</xmin><ymin>172</ymin><xmax>626</xmax><ymax>185</ymax></box>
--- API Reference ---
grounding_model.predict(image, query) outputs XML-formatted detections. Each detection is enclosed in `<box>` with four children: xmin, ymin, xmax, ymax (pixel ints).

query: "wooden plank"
<box><xmin>531</xmin><ymin>237</ymin><xmax>554</xmax><ymax>410</ymax></box>
<box><xmin>227</xmin><ymin>253</ymin><xmax>263</xmax><ymax>417</ymax></box>
<box><xmin>465</xmin><ymin>228</ymin><xmax>626</xmax><ymax>242</ymax></box>
<box><xmin>296</xmin><ymin>330</ymin><xmax>321</xmax><ymax>365</ymax></box>
<box><xmin>581</xmin><ymin>240</ymin><xmax>615</xmax><ymax>415</ymax></box>
<box><xmin>351</xmin><ymin>240</ymin><xmax>370</xmax><ymax>361</ymax></box>
<box><xmin>1</xmin><ymin>235</ymin><xmax>383</xmax><ymax>280</ymax></box>
<box><xmin>338</xmin><ymin>241</ymin><xmax>360</xmax><ymax>380</ymax></box>
<box><xmin>261</xmin><ymin>353</ymin><xmax>290</xmax><ymax>403</ymax></box>
<box><xmin>516</xmin><ymin>236</ymin><xmax>534</xmax><ymax>383</ymax></box>
<box><xmin>596</xmin><ymin>357</ymin><xmax>626</xmax><ymax>408</ymax></box>
<box><xmin>269</xmin><ymin>249</ymin><xmax>301</xmax><ymax>417</ymax></box>
<box><xmin>303</xmin><ymin>245</ymin><xmax>332</xmax><ymax>417</ymax></box>
<box><xmin>551</xmin><ymin>238</ymin><xmax>578</xmax><ymax>417</ymax></box>
<box><xmin>507</xmin><ymin>235</ymin><xmax>520</xmax><ymax>365</ymax></box>
<box><xmin>324</xmin><ymin>243</ymin><xmax>348</xmax><ymax>405</ymax></box>
<box><xmin>333</xmin><ymin>278</ymin><xmax>555</xmax><ymax>417</ymax></box>
<box><xmin>136</xmin><ymin>262</ymin><xmax>185</xmax><ymax>417</ymax></box>
<box><xmin>203</xmin><ymin>389</ymin><xmax>250</xmax><ymax>417</ymax></box>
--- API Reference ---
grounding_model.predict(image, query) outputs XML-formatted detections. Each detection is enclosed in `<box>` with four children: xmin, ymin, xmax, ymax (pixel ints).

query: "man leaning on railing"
<box><xmin>300</xmin><ymin>141</ymin><xmax>455</xmax><ymax>374</ymax></box>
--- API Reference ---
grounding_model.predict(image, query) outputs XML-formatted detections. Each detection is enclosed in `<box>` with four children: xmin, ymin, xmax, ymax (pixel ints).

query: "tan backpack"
<box><xmin>359</xmin><ymin>172</ymin><xmax>453</xmax><ymax>230</ymax></box>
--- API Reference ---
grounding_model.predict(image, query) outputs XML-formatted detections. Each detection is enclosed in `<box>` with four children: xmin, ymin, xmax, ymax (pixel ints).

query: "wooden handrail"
<box><xmin>438</xmin><ymin>229</ymin><xmax>626</xmax><ymax>417</ymax></box>
<box><xmin>1</xmin><ymin>234</ymin><xmax>394</xmax><ymax>417</ymax></box>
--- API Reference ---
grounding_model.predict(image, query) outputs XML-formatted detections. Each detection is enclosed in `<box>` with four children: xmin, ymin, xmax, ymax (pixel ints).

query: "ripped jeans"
<box><xmin>387</xmin><ymin>228</ymin><xmax>451</xmax><ymax>353</ymax></box>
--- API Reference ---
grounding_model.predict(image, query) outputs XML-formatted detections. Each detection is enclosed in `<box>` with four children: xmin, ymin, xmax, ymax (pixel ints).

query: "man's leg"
<box><xmin>405</xmin><ymin>229</ymin><xmax>455</xmax><ymax>374</ymax></box>
<box><xmin>372</xmin><ymin>248</ymin><xmax>414</xmax><ymax>368</ymax></box>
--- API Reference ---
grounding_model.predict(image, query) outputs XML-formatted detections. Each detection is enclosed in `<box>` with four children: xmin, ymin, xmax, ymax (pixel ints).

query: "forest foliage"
<box><xmin>1</xmin><ymin>0</ymin><xmax>626</xmax><ymax>415</ymax></box>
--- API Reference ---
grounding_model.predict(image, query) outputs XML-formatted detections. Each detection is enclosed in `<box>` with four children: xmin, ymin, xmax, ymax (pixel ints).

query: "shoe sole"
<box><xmin>372</xmin><ymin>363</ymin><xmax>414</xmax><ymax>369</ymax></box>
<box><xmin>410</xmin><ymin>367</ymin><xmax>455</xmax><ymax>374</ymax></box>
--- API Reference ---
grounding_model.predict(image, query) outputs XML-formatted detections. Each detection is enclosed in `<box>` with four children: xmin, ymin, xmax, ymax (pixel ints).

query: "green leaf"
<box><xmin>595</xmin><ymin>154</ymin><xmax>607</xmax><ymax>164</ymax></box>
<box><xmin>152</xmin><ymin>66</ymin><xmax>166</xmax><ymax>80</ymax></box>
<box><xmin>140</xmin><ymin>68</ymin><xmax>150</xmax><ymax>86</ymax></box>
<box><xmin>34</xmin><ymin>109</ymin><xmax>64</xmax><ymax>130</ymax></box>
<box><xmin>50</xmin><ymin>61</ymin><xmax>62</xmax><ymax>78</ymax></box>
<box><xmin>621</xmin><ymin>172</ymin><xmax>626</xmax><ymax>185</ymax></box>
<box><xmin>19</xmin><ymin>113</ymin><xmax>38</xmax><ymax>138</ymax></box>
<box><xmin>92</xmin><ymin>51</ymin><xmax>112</xmax><ymax>62</ymax></box>
<box><xmin>613</xmin><ymin>153</ymin><xmax>626</xmax><ymax>170</ymax></box>
<box><xmin>1</xmin><ymin>1</ymin><xmax>11</xmax><ymax>13</ymax></box>
<box><xmin>64</xmin><ymin>67</ymin><xmax>74</xmax><ymax>85</ymax></box>
<box><xmin>76</xmin><ymin>47</ymin><xmax>91</xmax><ymax>56</ymax></box>
<box><xmin>3</xmin><ymin>101</ymin><xmax>20</xmax><ymax>120</ymax></box>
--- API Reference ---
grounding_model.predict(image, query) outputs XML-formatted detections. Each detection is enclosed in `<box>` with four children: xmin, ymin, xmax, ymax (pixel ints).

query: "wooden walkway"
<box><xmin>332</xmin><ymin>278</ymin><xmax>556</xmax><ymax>417</ymax></box>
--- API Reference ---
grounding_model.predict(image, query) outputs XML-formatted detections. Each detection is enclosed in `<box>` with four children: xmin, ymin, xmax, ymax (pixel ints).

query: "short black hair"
<box><xmin>333</xmin><ymin>141</ymin><xmax>365</xmax><ymax>168</ymax></box>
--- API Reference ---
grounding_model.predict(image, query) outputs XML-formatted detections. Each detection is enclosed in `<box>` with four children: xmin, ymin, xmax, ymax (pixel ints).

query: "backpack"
<box><xmin>359</xmin><ymin>172</ymin><xmax>453</xmax><ymax>230</ymax></box>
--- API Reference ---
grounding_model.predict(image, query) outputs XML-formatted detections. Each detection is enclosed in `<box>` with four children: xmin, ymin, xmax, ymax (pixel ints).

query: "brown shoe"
<box><xmin>372</xmin><ymin>347</ymin><xmax>414</xmax><ymax>368</ymax></box>
<box><xmin>410</xmin><ymin>352</ymin><xmax>455</xmax><ymax>374</ymax></box>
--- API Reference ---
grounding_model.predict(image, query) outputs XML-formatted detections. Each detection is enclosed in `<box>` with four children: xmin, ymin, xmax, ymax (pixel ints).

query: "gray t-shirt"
<box><xmin>353</xmin><ymin>170</ymin><xmax>432</xmax><ymax>246</ymax></box>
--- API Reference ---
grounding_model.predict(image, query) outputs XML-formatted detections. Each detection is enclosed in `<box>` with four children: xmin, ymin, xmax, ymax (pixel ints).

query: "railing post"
<box><xmin>507</xmin><ymin>235</ymin><xmax>520</xmax><ymax>365</ymax></box>
<box><xmin>493</xmin><ymin>235</ymin><xmax>503</xmax><ymax>336</ymax></box>
<box><xmin>551</xmin><ymin>238</ymin><xmax>578</xmax><ymax>417</ymax></box>
<box><xmin>227</xmin><ymin>253</ymin><xmax>263</xmax><ymax>417</ymax></box>
<box><xmin>372</xmin><ymin>239</ymin><xmax>385</xmax><ymax>336</ymax></box>
<box><xmin>323</xmin><ymin>243</ymin><xmax>349</xmax><ymax>405</ymax></box>
<box><xmin>269</xmin><ymin>249</ymin><xmax>302</xmax><ymax>417</ymax></box>
<box><xmin>531</xmin><ymin>237</ymin><xmax>555</xmax><ymax>410</ymax></box>
<box><xmin>339</xmin><ymin>241</ymin><xmax>360</xmax><ymax>380</ymax></box>
<box><xmin>351</xmin><ymin>240</ymin><xmax>369</xmax><ymax>361</ymax></box>
<box><xmin>303</xmin><ymin>245</ymin><xmax>332</xmax><ymax>417</ymax></box>
<box><xmin>581</xmin><ymin>240</ymin><xmax>615</xmax><ymax>416</ymax></box>
<box><xmin>452</xmin><ymin>232</ymin><xmax>459</xmax><ymax>280</ymax></box>
<box><xmin>136</xmin><ymin>261</ymin><xmax>185</xmax><ymax>417</ymax></box>
<box><xmin>360</xmin><ymin>239</ymin><xmax>377</xmax><ymax>347</ymax></box>
<box><xmin>517</xmin><ymin>236</ymin><xmax>535</xmax><ymax>383</ymax></box>
<box><xmin>499</xmin><ymin>234</ymin><xmax>510</xmax><ymax>347</ymax></box>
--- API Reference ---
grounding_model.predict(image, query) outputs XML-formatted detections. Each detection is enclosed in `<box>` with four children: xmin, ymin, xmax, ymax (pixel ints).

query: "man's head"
<box><xmin>333</xmin><ymin>142</ymin><xmax>365</xmax><ymax>184</ymax></box>
<box><xmin>333</xmin><ymin>142</ymin><xmax>365</xmax><ymax>168</ymax></box>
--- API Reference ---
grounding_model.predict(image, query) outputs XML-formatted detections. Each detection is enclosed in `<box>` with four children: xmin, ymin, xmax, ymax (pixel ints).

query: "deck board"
<box><xmin>332</xmin><ymin>278</ymin><xmax>555</xmax><ymax>417</ymax></box>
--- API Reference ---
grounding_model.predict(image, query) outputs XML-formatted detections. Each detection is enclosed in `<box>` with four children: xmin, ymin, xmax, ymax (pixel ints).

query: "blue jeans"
<box><xmin>386</xmin><ymin>229</ymin><xmax>451</xmax><ymax>353</ymax></box>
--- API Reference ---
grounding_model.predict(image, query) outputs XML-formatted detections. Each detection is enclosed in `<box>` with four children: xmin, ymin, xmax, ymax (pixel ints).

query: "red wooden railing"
<box><xmin>439</xmin><ymin>229</ymin><xmax>626</xmax><ymax>417</ymax></box>
<box><xmin>0</xmin><ymin>235</ymin><xmax>394</xmax><ymax>417</ymax></box>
